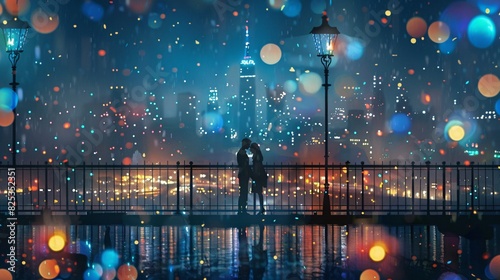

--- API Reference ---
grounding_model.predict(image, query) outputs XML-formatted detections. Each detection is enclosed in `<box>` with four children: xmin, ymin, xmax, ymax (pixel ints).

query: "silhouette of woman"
<box><xmin>250</xmin><ymin>142</ymin><xmax>266</xmax><ymax>215</ymax></box>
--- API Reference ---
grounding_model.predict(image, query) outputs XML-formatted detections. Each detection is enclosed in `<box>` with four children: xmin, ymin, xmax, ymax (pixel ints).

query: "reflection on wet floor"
<box><xmin>6</xmin><ymin>224</ymin><xmax>500</xmax><ymax>279</ymax></box>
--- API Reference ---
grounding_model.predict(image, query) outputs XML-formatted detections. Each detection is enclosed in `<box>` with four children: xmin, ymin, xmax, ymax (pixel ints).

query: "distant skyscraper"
<box><xmin>238</xmin><ymin>24</ymin><xmax>256</xmax><ymax>138</ymax></box>
<box><xmin>370</xmin><ymin>75</ymin><xmax>388</xmax><ymax>161</ymax></box>
<box><xmin>207</xmin><ymin>88</ymin><xmax>219</xmax><ymax>112</ymax></box>
<box><xmin>371</xmin><ymin>76</ymin><xmax>386</xmax><ymax>131</ymax></box>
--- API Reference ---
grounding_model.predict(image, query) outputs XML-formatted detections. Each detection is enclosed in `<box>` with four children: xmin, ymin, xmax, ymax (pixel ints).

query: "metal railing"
<box><xmin>1</xmin><ymin>161</ymin><xmax>499</xmax><ymax>215</ymax></box>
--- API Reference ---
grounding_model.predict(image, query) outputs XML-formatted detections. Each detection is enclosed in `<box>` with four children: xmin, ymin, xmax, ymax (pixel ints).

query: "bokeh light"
<box><xmin>283</xmin><ymin>80</ymin><xmax>297</xmax><ymax>93</ymax></box>
<box><xmin>0</xmin><ymin>269</ymin><xmax>13</xmax><ymax>280</ymax></box>
<box><xmin>101</xmin><ymin>249</ymin><xmax>120</xmax><ymax>268</ymax></box>
<box><xmin>478</xmin><ymin>74</ymin><xmax>500</xmax><ymax>97</ymax></box>
<box><xmin>281</xmin><ymin>0</ymin><xmax>301</xmax><ymax>17</ymax></box>
<box><xmin>475</xmin><ymin>0</ymin><xmax>500</xmax><ymax>13</ymax></box>
<box><xmin>467</xmin><ymin>15</ymin><xmax>496</xmax><ymax>48</ymax></box>
<box><xmin>38</xmin><ymin>259</ymin><xmax>60</xmax><ymax>279</ymax></box>
<box><xmin>48</xmin><ymin>234</ymin><xmax>66</xmax><ymax>252</ymax></box>
<box><xmin>495</xmin><ymin>99</ymin><xmax>500</xmax><ymax>115</ymax></box>
<box><xmin>439</xmin><ymin>38</ymin><xmax>457</xmax><ymax>54</ymax></box>
<box><xmin>82</xmin><ymin>1</ymin><xmax>104</xmax><ymax>21</ymax></box>
<box><xmin>92</xmin><ymin>263</ymin><xmax>103</xmax><ymax>276</ymax></box>
<box><xmin>298</xmin><ymin>72</ymin><xmax>322</xmax><ymax>95</ymax></box>
<box><xmin>126</xmin><ymin>0</ymin><xmax>153</xmax><ymax>14</ymax></box>
<box><xmin>440</xmin><ymin>1</ymin><xmax>477</xmax><ymax>38</ymax></box>
<box><xmin>5</xmin><ymin>0</ymin><xmax>30</xmax><ymax>16</ymax></box>
<box><xmin>83</xmin><ymin>268</ymin><xmax>101</xmax><ymax>280</ymax></box>
<box><xmin>420</xmin><ymin>92</ymin><xmax>431</xmax><ymax>105</ymax></box>
<box><xmin>268</xmin><ymin>0</ymin><xmax>285</xmax><ymax>10</ymax></box>
<box><xmin>310</xmin><ymin>0</ymin><xmax>326</xmax><ymax>14</ymax></box>
<box><xmin>0</xmin><ymin>109</ymin><xmax>15</xmax><ymax>127</ymax></box>
<box><xmin>31</xmin><ymin>9</ymin><xmax>60</xmax><ymax>34</ymax></box>
<box><xmin>428</xmin><ymin>21</ymin><xmax>450</xmax><ymax>43</ymax></box>
<box><xmin>203</xmin><ymin>112</ymin><xmax>224</xmax><ymax>131</ymax></box>
<box><xmin>122</xmin><ymin>157</ymin><xmax>132</xmax><ymax>165</ymax></box>
<box><xmin>438</xmin><ymin>272</ymin><xmax>462</xmax><ymax>280</ymax></box>
<box><xmin>0</xmin><ymin>87</ymin><xmax>18</xmax><ymax>111</ymax></box>
<box><xmin>448</xmin><ymin>124</ymin><xmax>465</xmax><ymax>141</ymax></box>
<box><xmin>260</xmin><ymin>43</ymin><xmax>282</xmax><ymax>65</ymax></box>
<box><xmin>345</xmin><ymin>39</ymin><xmax>364</xmax><ymax>60</ymax></box>
<box><xmin>117</xmin><ymin>264</ymin><xmax>138</xmax><ymax>280</ymax></box>
<box><xmin>406</xmin><ymin>17</ymin><xmax>427</xmax><ymax>38</ymax></box>
<box><xmin>360</xmin><ymin>269</ymin><xmax>380</xmax><ymax>280</ymax></box>
<box><xmin>489</xmin><ymin>255</ymin><xmax>500</xmax><ymax>279</ymax></box>
<box><xmin>369</xmin><ymin>245</ymin><xmax>386</xmax><ymax>262</ymax></box>
<box><xmin>102</xmin><ymin>268</ymin><xmax>117</xmax><ymax>280</ymax></box>
<box><xmin>390</xmin><ymin>113</ymin><xmax>411</xmax><ymax>134</ymax></box>
<box><xmin>148</xmin><ymin>13</ymin><xmax>162</xmax><ymax>29</ymax></box>
<box><xmin>77</xmin><ymin>241</ymin><xmax>92</xmax><ymax>257</ymax></box>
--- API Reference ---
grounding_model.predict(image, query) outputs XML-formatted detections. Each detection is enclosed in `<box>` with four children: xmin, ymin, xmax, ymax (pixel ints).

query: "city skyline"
<box><xmin>0</xmin><ymin>0</ymin><xmax>498</xmax><ymax>165</ymax></box>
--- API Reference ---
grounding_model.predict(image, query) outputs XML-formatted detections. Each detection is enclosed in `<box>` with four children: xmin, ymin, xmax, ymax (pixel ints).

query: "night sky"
<box><xmin>0</xmin><ymin>0</ymin><xmax>499</xmax><ymax>165</ymax></box>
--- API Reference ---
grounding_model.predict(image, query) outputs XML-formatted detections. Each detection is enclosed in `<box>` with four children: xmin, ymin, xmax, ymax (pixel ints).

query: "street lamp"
<box><xmin>310</xmin><ymin>12</ymin><xmax>340</xmax><ymax>216</ymax></box>
<box><xmin>1</xmin><ymin>18</ymin><xmax>30</xmax><ymax>166</ymax></box>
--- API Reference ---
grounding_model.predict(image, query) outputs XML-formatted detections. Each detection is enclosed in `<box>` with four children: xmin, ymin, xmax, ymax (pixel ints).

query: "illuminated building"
<box><xmin>238</xmin><ymin>24</ymin><xmax>256</xmax><ymax>139</ymax></box>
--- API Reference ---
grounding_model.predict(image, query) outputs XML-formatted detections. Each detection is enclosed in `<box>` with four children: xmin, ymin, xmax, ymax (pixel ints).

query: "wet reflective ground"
<box><xmin>8</xmin><ymin>224</ymin><xmax>500</xmax><ymax>279</ymax></box>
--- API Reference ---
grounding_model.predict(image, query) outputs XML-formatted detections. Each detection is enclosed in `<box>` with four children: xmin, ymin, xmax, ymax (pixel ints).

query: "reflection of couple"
<box><xmin>237</xmin><ymin>138</ymin><xmax>266</xmax><ymax>215</ymax></box>
<box><xmin>238</xmin><ymin>225</ymin><xmax>268</xmax><ymax>280</ymax></box>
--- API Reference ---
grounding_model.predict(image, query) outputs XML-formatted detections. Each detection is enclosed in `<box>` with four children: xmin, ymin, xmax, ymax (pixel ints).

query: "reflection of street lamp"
<box><xmin>310</xmin><ymin>12</ymin><xmax>340</xmax><ymax>216</ymax></box>
<box><xmin>1</xmin><ymin>18</ymin><xmax>30</xmax><ymax>166</ymax></box>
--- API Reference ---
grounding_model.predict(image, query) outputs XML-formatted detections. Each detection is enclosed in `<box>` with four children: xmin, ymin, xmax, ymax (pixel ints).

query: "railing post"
<box><xmin>346</xmin><ymin>161</ymin><xmax>350</xmax><ymax>215</ymax></box>
<box><xmin>411</xmin><ymin>162</ymin><xmax>415</xmax><ymax>215</ymax></box>
<box><xmin>361</xmin><ymin>161</ymin><xmax>365</xmax><ymax>213</ymax></box>
<box><xmin>442</xmin><ymin>161</ymin><xmax>446</xmax><ymax>215</ymax></box>
<box><xmin>456</xmin><ymin>162</ymin><xmax>460</xmax><ymax>214</ymax></box>
<box><xmin>65</xmin><ymin>165</ymin><xmax>69</xmax><ymax>215</ymax></box>
<box><xmin>176</xmin><ymin>161</ymin><xmax>180</xmax><ymax>214</ymax></box>
<box><xmin>83</xmin><ymin>162</ymin><xmax>86</xmax><ymax>212</ymax></box>
<box><xmin>189</xmin><ymin>161</ymin><xmax>194</xmax><ymax>215</ymax></box>
<box><xmin>44</xmin><ymin>162</ymin><xmax>48</xmax><ymax>209</ymax></box>
<box><xmin>470</xmin><ymin>161</ymin><xmax>475</xmax><ymax>214</ymax></box>
<box><xmin>426</xmin><ymin>161</ymin><xmax>431</xmax><ymax>216</ymax></box>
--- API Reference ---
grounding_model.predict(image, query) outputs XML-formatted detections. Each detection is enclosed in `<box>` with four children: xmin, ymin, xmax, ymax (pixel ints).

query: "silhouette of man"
<box><xmin>238</xmin><ymin>227</ymin><xmax>250</xmax><ymax>279</ymax></box>
<box><xmin>237</xmin><ymin>138</ymin><xmax>252</xmax><ymax>215</ymax></box>
<box><xmin>251</xmin><ymin>224</ymin><xmax>267</xmax><ymax>279</ymax></box>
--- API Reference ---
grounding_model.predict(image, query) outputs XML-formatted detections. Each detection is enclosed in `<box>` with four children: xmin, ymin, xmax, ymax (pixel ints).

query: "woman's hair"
<box><xmin>250</xmin><ymin>142</ymin><xmax>260</xmax><ymax>150</ymax></box>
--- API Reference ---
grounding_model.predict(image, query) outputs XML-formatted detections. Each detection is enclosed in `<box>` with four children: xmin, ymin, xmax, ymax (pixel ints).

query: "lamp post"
<box><xmin>310</xmin><ymin>12</ymin><xmax>340</xmax><ymax>216</ymax></box>
<box><xmin>1</xmin><ymin>18</ymin><xmax>30</xmax><ymax>166</ymax></box>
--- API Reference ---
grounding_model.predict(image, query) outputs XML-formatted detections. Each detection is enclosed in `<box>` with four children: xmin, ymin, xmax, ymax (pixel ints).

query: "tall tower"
<box><xmin>207</xmin><ymin>87</ymin><xmax>219</xmax><ymax>112</ymax></box>
<box><xmin>371</xmin><ymin>75</ymin><xmax>386</xmax><ymax>133</ymax></box>
<box><xmin>238</xmin><ymin>24</ymin><xmax>256</xmax><ymax>138</ymax></box>
<box><xmin>371</xmin><ymin>75</ymin><xmax>387</xmax><ymax>161</ymax></box>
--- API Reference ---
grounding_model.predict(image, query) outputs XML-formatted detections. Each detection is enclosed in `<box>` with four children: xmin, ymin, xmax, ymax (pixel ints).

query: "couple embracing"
<box><xmin>237</xmin><ymin>138</ymin><xmax>267</xmax><ymax>215</ymax></box>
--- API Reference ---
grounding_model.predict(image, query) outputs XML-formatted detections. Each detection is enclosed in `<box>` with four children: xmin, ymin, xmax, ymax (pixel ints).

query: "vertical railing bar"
<box><xmin>346</xmin><ymin>161</ymin><xmax>350</xmax><ymax>215</ymax></box>
<box><xmin>295</xmin><ymin>163</ymin><xmax>298</xmax><ymax>214</ymax></box>
<box><xmin>361</xmin><ymin>161</ymin><xmax>365</xmax><ymax>213</ymax></box>
<box><xmin>65</xmin><ymin>166</ymin><xmax>69</xmax><ymax>214</ymax></box>
<box><xmin>151</xmin><ymin>166</ymin><xmax>155</xmax><ymax>212</ymax></box>
<box><xmin>442</xmin><ymin>162</ymin><xmax>446</xmax><ymax>215</ymax></box>
<box><xmin>82</xmin><ymin>162</ymin><xmax>86</xmax><ymax>212</ymax></box>
<box><xmin>45</xmin><ymin>163</ymin><xmax>48</xmax><ymax>209</ymax></box>
<box><xmin>456</xmin><ymin>162</ymin><xmax>460</xmax><ymax>214</ymax></box>
<box><xmin>470</xmin><ymin>162</ymin><xmax>475</xmax><ymax>213</ymax></box>
<box><xmin>73</xmin><ymin>166</ymin><xmax>77</xmax><ymax>213</ymax></box>
<box><xmin>189</xmin><ymin>161</ymin><xmax>193</xmax><ymax>214</ymax></box>
<box><xmin>175</xmin><ymin>161</ymin><xmax>181</xmax><ymax>214</ymax></box>
<box><xmin>411</xmin><ymin>162</ymin><xmax>415</xmax><ymax>215</ymax></box>
<box><xmin>426</xmin><ymin>161</ymin><xmax>430</xmax><ymax>216</ymax></box>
